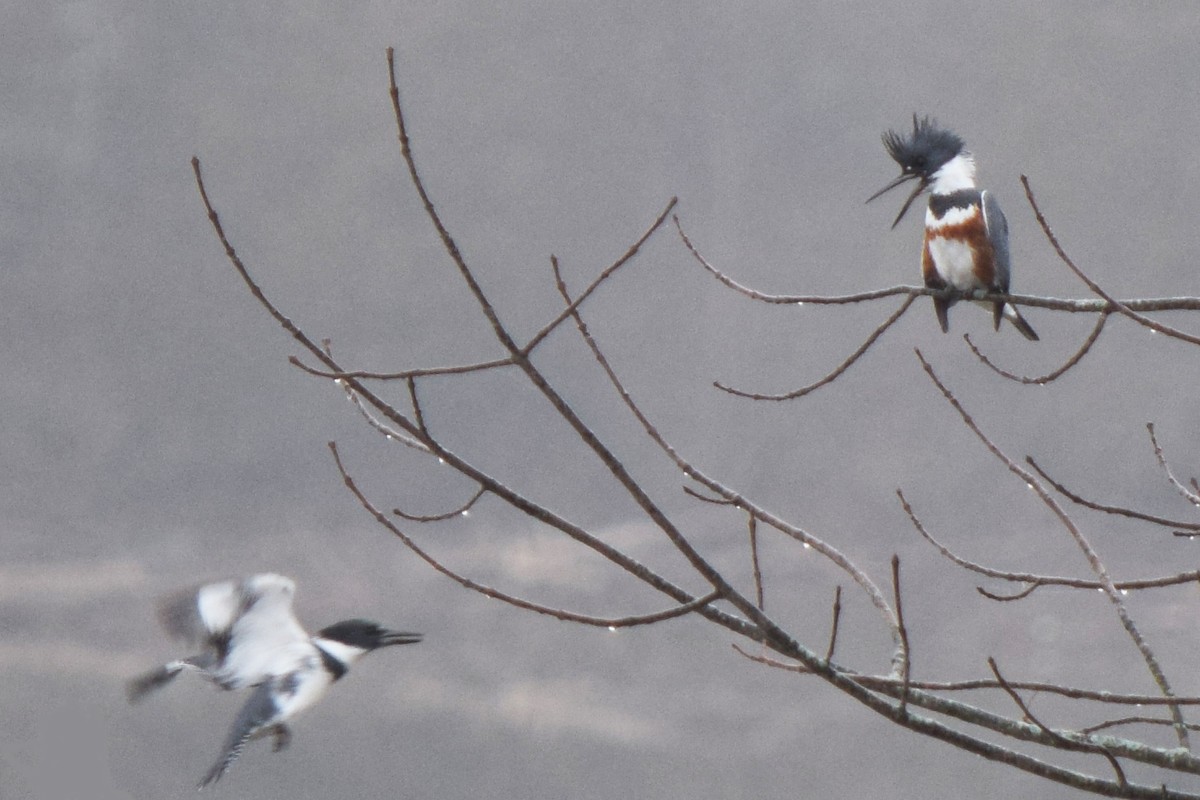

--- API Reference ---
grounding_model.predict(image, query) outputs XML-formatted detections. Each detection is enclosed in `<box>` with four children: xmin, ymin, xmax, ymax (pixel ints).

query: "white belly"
<box><xmin>927</xmin><ymin>236</ymin><xmax>983</xmax><ymax>291</ymax></box>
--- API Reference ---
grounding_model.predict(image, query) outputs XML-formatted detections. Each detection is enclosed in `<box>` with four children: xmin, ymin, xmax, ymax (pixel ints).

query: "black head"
<box><xmin>317</xmin><ymin>618</ymin><xmax>423</xmax><ymax>650</ymax></box>
<box><xmin>867</xmin><ymin>115</ymin><xmax>966</xmax><ymax>228</ymax></box>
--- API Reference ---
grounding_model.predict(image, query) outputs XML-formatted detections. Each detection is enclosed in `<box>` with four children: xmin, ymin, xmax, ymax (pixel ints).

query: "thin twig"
<box><xmin>676</xmin><ymin>212</ymin><xmax>1200</xmax><ymax>313</ymax></box>
<box><xmin>825</xmin><ymin>585</ymin><xmax>842</xmax><ymax>664</ymax></box>
<box><xmin>1080</xmin><ymin>717</ymin><xmax>1200</xmax><ymax>735</ymax></box>
<box><xmin>1022</xmin><ymin>175</ymin><xmax>1200</xmax><ymax>346</ymax></box>
<box><xmin>550</xmin><ymin>251</ymin><xmax>900</xmax><ymax>646</ymax></box>
<box><xmin>730</xmin><ymin>644</ymin><xmax>1200</xmax><ymax>782</ymax></box>
<box><xmin>393</xmin><ymin>486</ymin><xmax>487</xmax><ymax>522</ymax></box>
<box><xmin>892</xmin><ymin>555</ymin><xmax>911</xmax><ymax>716</ymax></box>
<box><xmin>899</xmin><ymin>488</ymin><xmax>1200</xmax><ymax>593</ymax></box>
<box><xmin>1028</xmin><ymin>457</ymin><xmax>1200</xmax><ymax>531</ymax></box>
<box><xmin>714</xmin><ymin>296</ymin><xmax>916</xmax><ymax>400</ymax></box>
<box><xmin>332</xmin><ymin>441</ymin><xmax>722</xmax><ymax>628</ymax></box>
<box><xmin>521</xmin><ymin>201</ymin><xmax>678</xmax><ymax>357</ymax></box>
<box><xmin>965</xmin><ymin>311</ymin><xmax>1110</xmax><ymax>384</ymax></box>
<box><xmin>1147</xmin><ymin>423</ymin><xmax>1200</xmax><ymax>508</ymax></box>
<box><xmin>289</xmin><ymin>354</ymin><xmax>515</xmax><ymax>381</ymax></box>
<box><xmin>917</xmin><ymin>349</ymin><xmax>1189</xmax><ymax>749</ymax></box>
<box><xmin>732</xmin><ymin>647</ymin><xmax>1200</xmax><ymax>705</ymax></box>
<box><xmin>988</xmin><ymin>657</ymin><xmax>1127</xmax><ymax>786</ymax></box>
<box><xmin>748</xmin><ymin>514</ymin><xmax>765</xmax><ymax>611</ymax></box>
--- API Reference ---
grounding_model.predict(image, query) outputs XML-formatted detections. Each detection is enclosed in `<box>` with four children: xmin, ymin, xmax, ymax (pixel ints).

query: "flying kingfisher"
<box><xmin>127</xmin><ymin>573</ymin><xmax>423</xmax><ymax>788</ymax></box>
<box><xmin>868</xmin><ymin>115</ymin><xmax>1038</xmax><ymax>341</ymax></box>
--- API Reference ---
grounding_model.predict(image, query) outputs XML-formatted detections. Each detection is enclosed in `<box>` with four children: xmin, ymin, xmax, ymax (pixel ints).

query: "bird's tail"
<box><xmin>198</xmin><ymin>729</ymin><xmax>253</xmax><ymax>789</ymax></box>
<box><xmin>1001</xmin><ymin>303</ymin><xmax>1039</xmax><ymax>341</ymax></box>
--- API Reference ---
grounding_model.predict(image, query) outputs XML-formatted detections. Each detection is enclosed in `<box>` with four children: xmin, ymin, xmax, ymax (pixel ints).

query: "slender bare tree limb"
<box><xmin>825</xmin><ymin>585</ymin><xmax>842</xmax><ymax>664</ymax></box>
<box><xmin>892</xmin><ymin>555</ymin><xmax>911</xmax><ymax>714</ymax></box>
<box><xmin>675</xmin><ymin>212</ymin><xmax>1200</xmax><ymax>313</ymax></box>
<box><xmin>289</xmin><ymin>354</ymin><xmax>515</xmax><ymax>381</ymax></box>
<box><xmin>1081</xmin><ymin>718</ymin><xmax>1200</xmax><ymax>735</ymax></box>
<box><xmin>1028</xmin><ymin>457</ymin><xmax>1200</xmax><ymax>532</ymax></box>
<box><xmin>393</xmin><ymin>486</ymin><xmax>487</xmax><ymax>522</ymax></box>
<box><xmin>728</xmin><ymin>644</ymin><xmax>1200</xmax><ymax>781</ymax></box>
<box><xmin>332</xmin><ymin>441</ymin><xmax>723</xmax><ymax>629</ymax></box>
<box><xmin>988</xmin><ymin>657</ymin><xmax>1127</xmax><ymax>787</ymax></box>
<box><xmin>747</xmin><ymin>514</ymin><xmax>765</xmax><ymax>611</ymax></box>
<box><xmin>1022</xmin><ymin>175</ymin><xmax>1200</xmax><ymax>345</ymax></box>
<box><xmin>916</xmin><ymin>349</ymin><xmax>1189</xmax><ymax>748</ymax></box>
<box><xmin>551</xmin><ymin>250</ymin><xmax>903</xmax><ymax>651</ymax></box>
<box><xmin>965</xmin><ymin>311</ymin><xmax>1110</xmax><ymax>384</ymax></box>
<box><xmin>1147</xmin><ymin>423</ymin><xmax>1200</xmax><ymax>508</ymax></box>
<box><xmin>899</xmin><ymin>488</ymin><xmax>1200</xmax><ymax>594</ymax></box>
<box><xmin>714</xmin><ymin>295</ymin><xmax>916</xmax><ymax>400</ymax></box>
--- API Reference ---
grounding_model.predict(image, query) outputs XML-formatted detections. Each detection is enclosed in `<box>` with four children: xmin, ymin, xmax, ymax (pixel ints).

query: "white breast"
<box><xmin>927</xmin><ymin>236</ymin><xmax>982</xmax><ymax>291</ymax></box>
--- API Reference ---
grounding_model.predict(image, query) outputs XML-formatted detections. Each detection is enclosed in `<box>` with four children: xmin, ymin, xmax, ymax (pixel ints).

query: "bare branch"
<box><xmin>899</xmin><ymin>488</ymin><xmax>1200</xmax><ymax>594</ymax></box>
<box><xmin>965</xmin><ymin>311</ymin><xmax>1110</xmax><ymax>384</ymax></box>
<box><xmin>988</xmin><ymin>657</ymin><xmax>1127</xmax><ymax>786</ymax></box>
<box><xmin>747</xmin><ymin>514</ymin><xmax>764</xmax><ymax>611</ymax></box>
<box><xmin>677</xmin><ymin>212</ymin><xmax>1200</xmax><ymax>314</ymax></box>
<box><xmin>1022</xmin><ymin>175</ymin><xmax>1200</xmax><ymax>345</ymax></box>
<box><xmin>892</xmin><ymin>555</ymin><xmax>912</xmax><ymax>715</ymax></box>
<box><xmin>393</xmin><ymin>486</ymin><xmax>487</xmax><ymax>522</ymax></box>
<box><xmin>332</xmin><ymin>441</ymin><xmax>723</xmax><ymax>629</ymax></box>
<box><xmin>521</xmin><ymin>199</ymin><xmax>678</xmax><ymax>356</ymax></box>
<box><xmin>916</xmin><ymin>350</ymin><xmax>1189</xmax><ymax>748</ymax></box>
<box><xmin>714</xmin><ymin>296</ymin><xmax>916</xmax><ymax>400</ymax></box>
<box><xmin>551</xmin><ymin>250</ymin><xmax>902</xmax><ymax>647</ymax></box>
<box><xmin>288</xmin><ymin>354</ymin><xmax>515</xmax><ymax>381</ymax></box>
<box><xmin>1147</xmin><ymin>423</ymin><xmax>1200</xmax><ymax>508</ymax></box>
<box><xmin>825</xmin><ymin>585</ymin><xmax>843</xmax><ymax>664</ymax></box>
<box><xmin>1081</xmin><ymin>717</ymin><xmax>1200</xmax><ymax>735</ymax></box>
<box><xmin>1028</xmin><ymin>456</ymin><xmax>1200</xmax><ymax>532</ymax></box>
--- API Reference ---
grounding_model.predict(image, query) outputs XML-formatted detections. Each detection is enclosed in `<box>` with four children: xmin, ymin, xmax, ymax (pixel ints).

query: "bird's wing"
<box><xmin>156</xmin><ymin>574</ymin><xmax>307</xmax><ymax>688</ymax></box>
<box><xmin>218</xmin><ymin>576</ymin><xmax>311</xmax><ymax>689</ymax></box>
<box><xmin>981</xmin><ymin>190</ymin><xmax>1011</xmax><ymax>292</ymax></box>
<box><xmin>156</xmin><ymin>578</ymin><xmax>240</xmax><ymax>645</ymax></box>
<box><xmin>197</xmin><ymin>681</ymin><xmax>279</xmax><ymax>788</ymax></box>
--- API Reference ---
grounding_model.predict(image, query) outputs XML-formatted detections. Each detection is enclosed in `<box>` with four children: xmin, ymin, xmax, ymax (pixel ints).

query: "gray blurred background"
<box><xmin>6</xmin><ymin>3</ymin><xmax>1200</xmax><ymax>798</ymax></box>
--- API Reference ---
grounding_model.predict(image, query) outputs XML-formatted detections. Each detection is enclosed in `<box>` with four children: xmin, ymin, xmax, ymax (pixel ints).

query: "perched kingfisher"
<box><xmin>127</xmin><ymin>573</ymin><xmax>423</xmax><ymax>788</ymax></box>
<box><xmin>868</xmin><ymin>115</ymin><xmax>1038</xmax><ymax>341</ymax></box>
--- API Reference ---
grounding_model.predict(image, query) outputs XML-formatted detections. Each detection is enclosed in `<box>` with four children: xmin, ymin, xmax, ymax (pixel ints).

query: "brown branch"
<box><xmin>1080</xmin><ymin>717</ymin><xmax>1200</xmax><ymax>735</ymax></box>
<box><xmin>988</xmin><ymin>657</ymin><xmax>1127</xmax><ymax>786</ymax></box>
<box><xmin>892</xmin><ymin>555</ymin><xmax>911</xmax><ymax>716</ymax></box>
<box><xmin>917</xmin><ymin>349</ymin><xmax>1189</xmax><ymax>749</ymax></box>
<box><xmin>732</xmin><ymin>649</ymin><xmax>1200</xmax><ymax>707</ymax></box>
<box><xmin>1028</xmin><ymin>456</ymin><xmax>1200</xmax><ymax>532</ymax></box>
<box><xmin>901</xmin><ymin>488</ymin><xmax>1200</xmax><ymax>594</ymax></box>
<box><xmin>825</xmin><ymin>585</ymin><xmax>842</xmax><ymax>664</ymax></box>
<box><xmin>714</xmin><ymin>295</ymin><xmax>916</xmax><ymax>400</ymax></box>
<box><xmin>1147</xmin><ymin>423</ymin><xmax>1200</xmax><ymax>508</ymax></box>
<box><xmin>393</xmin><ymin>486</ymin><xmax>487</xmax><ymax>522</ymax></box>
<box><xmin>677</xmin><ymin>212</ymin><xmax>1200</xmax><ymax>314</ymax></box>
<box><xmin>288</xmin><ymin>354</ymin><xmax>515</xmax><ymax>381</ymax></box>
<box><xmin>965</xmin><ymin>311</ymin><xmax>1110</xmax><ymax>385</ymax></box>
<box><xmin>521</xmin><ymin>200</ymin><xmax>678</xmax><ymax>356</ymax></box>
<box><xmin>332</xmin><ymin>441</ymin><xmax>722</xmax><ymax>628</ymax></box>
<box><xmin>747</xmin><ymin>514</ymin><xmax>765</xmax><ymax>611</ymax></box>
<box><xmin>392</xmin><ymin>50</ymin><xmax>760</xmax><ymax>635</ymax></box>
<box><xmin>978</xmin><ymin>582</ymin><xmax>1042</xmax><ymax>601</ymax></box>
<box><xmin>731</xmin><ymin>644</ymin><xmax>1200</xmax><ymax>784</ymax></box>
<box><xmin>550</xmin><ymin>251</ymin><xmax>901</xmax><ymax>647</ymax></box>
<box><xmin>1022</xmin><ymin>175</ymin><xmax>1200</xmax><ymax>345</ymax></box>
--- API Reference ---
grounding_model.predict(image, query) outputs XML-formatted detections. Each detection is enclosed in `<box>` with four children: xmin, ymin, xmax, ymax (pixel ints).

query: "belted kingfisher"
<box><xmin>868</xmin><ymin>115</ymin><xmax>1039</xmax><ymax>340</ymax></box>
<box><xmin>127</xmin><ymin>573</ymin><xmax>422</xmax><ymax>788</ymax></box>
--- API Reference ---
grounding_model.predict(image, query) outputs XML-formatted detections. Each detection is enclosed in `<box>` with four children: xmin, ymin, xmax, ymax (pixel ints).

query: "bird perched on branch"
<box><xmin>868</xmin><ymin>115</ymin><xmax>1039</xmax><ymax>341</ymax></box>
<box><xmin>127</xmin><ymin>573</ymin><xmax>422</xmax><ymax>788</ymax></box>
